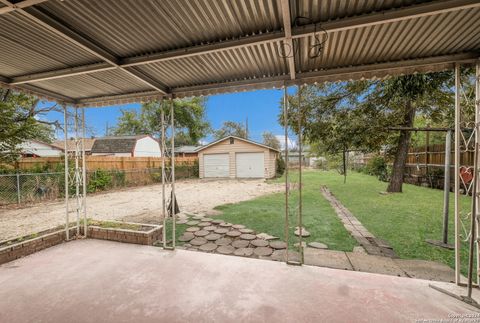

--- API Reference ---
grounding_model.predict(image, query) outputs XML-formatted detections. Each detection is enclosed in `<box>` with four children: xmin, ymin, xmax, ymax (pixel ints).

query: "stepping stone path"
<box><xmin>308</xmin><ymin>242</ymin><xmax>328</xmax><ymax>249</ymax></box>
<box><xmin>190</xmin><ymin>237</ymin><xmax>207</xmax><ymax>246</ymax></box>
<box><xmin>232</xmin><ymin>240</ymin><xmax>250</xmax><ymax>248</ymax></box>
<box><xmin>254</xmin><ymin>247</ymin><xmax>273</xmax><ymax>257</ymax></box>
<box><xmin>239</xmin><ymin>228</ymin><xmax>255</xmax><ymax>234</ymax></box>
<box><xmin>194</xmin><ymin>230</ymin><xmax>209</xmax><ymax>237</ymax></box>
<box><xmin>198</xmin><ymin>222</ymin><xmax>212</xmax><ymax>227</ymax></box>
<box><xmin>199</xmin><ymin>243</ymin><xmax>217</xmax><ymax>252</ymax></box>
<box><xmin>186</xmin><ymin>221</ymin><xmax>199</xmax><ymax>226</ymax></box>
<box><xmin>205</xmin><ymin>233</ymin><xmax>221</xmax><ymax>241</ymax></box>
<box><xmin>239</xmin><ymin>234</ymin><xmax>256</xmax><ymax>241</ymax></box>
<box><xmin>232</xmin><ymin>224</ymin><xmax>245</xmax><ymax>229</ymax></box>
<box><xmin>251</xmin><ymin>239</ymin><xmax>269</xmax><ymax>247</ymax></box>
<box><xmin>294</xmin><ymin>227</ymin><xmax>310</xmax><ymax>237</ymax></box>
<box><xmin>257</xmin><ymin>233</ymin><xmax>278</xmax><ymax>240</ymax></box>
<box><xmin>219</xmin><ymin>222</ymin><xmax>233</xmax><ymax>228</ymax></box>
<box><xmin>234</xmin><ymin>248</ymin><xmax>254</xmax><ymax>257</ymax></box>
<box><xmin>203</xmin><ymin>226</ymin><xmax>217</xmax><ymax>231</ymax></box>
<box><xmin>217</xmin><ymin>245</ymin><xmax>235</xmax><ymax>255</ymax></box>
<box><xmin>179</xmin><ymin>233</ymin><xmax>194</xmax><ymax>242</ymax></box>
<box><xmin>214</xmin><ymin>228</ymin><xmax>229</xmax><ymax>234</ymax></box>
<box><xmin>201</xmin><ymin>218</ymin><xmax>213</xmax><ymax>222</ymax></box>
<box><xmin>215</xmin><ymin>238</ymin><xmax>232</xmax><ymax>246</ymax></box>
<box><xmin>192</xmin><ymin>216</ymin><xmax>204</xmax><ymax>220</ymax></box>
<box><xmin>211</xmin><ymin>220</ymin><xmax>224</xmax><ymax>224</ymax></box>
<box><xmin>186</xmin><ymin>227</ymin><xmax>200</xmax><ymax>232</ymax></box>
<box><xmin>176</xmin><ymin>219</ymin><xmax>188</xmax><ymax>224</ymax></box>
<box><xmin>270</xmin><ymin>241</ymin><xmax>287</xmax><ymax>249</ymax></box>
<box><xmin>226</xmin><ymin>231</ymin><xmax>241</xmax><ymax>238</ymax></box>
<box><xmin>294</xmin><ymin>242</ymin><xmax>307</xmax><ymax>248</ymax></box>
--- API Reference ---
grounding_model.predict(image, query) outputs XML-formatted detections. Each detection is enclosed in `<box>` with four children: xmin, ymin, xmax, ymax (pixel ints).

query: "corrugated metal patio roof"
<box><xmin>0</xmin><ymin>0</ymin><xmax>479</xmax><ymax>107</ymax></box>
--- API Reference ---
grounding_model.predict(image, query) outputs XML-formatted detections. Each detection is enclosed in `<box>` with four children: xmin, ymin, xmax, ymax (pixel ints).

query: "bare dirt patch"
<box><xmin>0</xmin><ymin>179</ymin><xmax>281</xmax><ymax>241</ymax></box>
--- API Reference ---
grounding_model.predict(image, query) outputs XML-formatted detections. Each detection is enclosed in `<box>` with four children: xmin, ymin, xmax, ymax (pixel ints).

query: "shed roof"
<box><xmin>0</xmin><ymin>0</ymin><xmax>479</xmax><ymax>107</ymax></box>
<box><xmin>90</xmin><ymin>135</ymin><xmax>150</xmax><ymax>154</ymax></box>
<box><xmin>196</xmin><ymin>136</ymin><xmax>281</xmax><ymax>153</ymax></box>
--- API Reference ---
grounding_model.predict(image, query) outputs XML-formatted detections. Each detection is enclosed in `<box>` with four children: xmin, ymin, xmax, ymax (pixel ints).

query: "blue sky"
<box><xmin>45</xmin><ymin>88</ymin><xmax>295</xmax><ymax>144</ymax></box>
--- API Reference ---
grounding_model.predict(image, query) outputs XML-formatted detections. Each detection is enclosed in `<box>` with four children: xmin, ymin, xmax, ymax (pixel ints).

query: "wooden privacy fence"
<box><xmin>14</xmin><ymin>156</ymin><xmax>198</xmax><ymax>171</ymax></box>
<box><xmin>406</xmin><ymin>144</ymin><xmax>474</xmax><ymax>168</ymax></box>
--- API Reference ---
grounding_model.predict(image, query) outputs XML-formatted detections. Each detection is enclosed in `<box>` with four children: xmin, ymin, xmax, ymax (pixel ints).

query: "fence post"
<box><xmin>16</xmin><ymin>173</ymin><xmax>21</xmax><ymax>204</ymax></box>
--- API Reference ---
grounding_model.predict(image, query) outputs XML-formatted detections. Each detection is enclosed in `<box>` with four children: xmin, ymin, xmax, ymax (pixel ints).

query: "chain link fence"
<box><xmin>0</xmin><ymin>165</ymin><xmax>197</xmax><ymax>207</ymax></box>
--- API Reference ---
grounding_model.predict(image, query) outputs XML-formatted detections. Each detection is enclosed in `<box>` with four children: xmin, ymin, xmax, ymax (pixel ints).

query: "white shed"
<box><xmin>91</xmin><ymin>135</ymin><xmax>161</xmax><ymax>157</ymax></box>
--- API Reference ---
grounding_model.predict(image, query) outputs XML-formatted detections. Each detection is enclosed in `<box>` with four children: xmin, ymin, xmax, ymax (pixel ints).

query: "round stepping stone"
<box><xmin>294</xmin><ymin>241</ymin><xmax>307</xmax><ymax>248</ymax></box>
<box><xmin>194</xmin><ymin>230</ymin><xmax>209</xmax><ymax>237</ymax></box>
<box><xmin>183</xmin><ymin>243</ymin><xmax>192</xmax><ymax>248</ymax></box>
<box><xmin>232</xmin><ymin>224</ymin><xmax>245</xmax><ymax>229</ymax></box>
<box><xmin>239</xmin><ymin>234</ymin><xmax>256</xmax><ymax>241</ymax></box>
<box><xmin>214</xmin><ymin>228</ymin><xmax>229</xmax><ymax>234</ymax></box>
<box><xmin>251</xmin><ymin>239</ymin><xmax>269</xmax><ymax>247</ymax></box>
<box><xmin>199</xmin><ymin>243</ymin><xmax>217</xmax><ymax>252</ymax></box>
<box><xmin>203</xmin><ymin>226</ymin><xmax>217</xmax><ymax>231</ymax></box>
<box><xmin>201</xmin><ymin>217</ymin><xmax>213</xmax><ymax>222</ymax></box>
<box><xmin>308</xmin><ymin>242</ymin><xmax>328</xmax><ymax>249</ymax></box>
<box><xmin>176</xmin><ymin>219</ymin><xmax>188</xmax><ymax>224</ymax></box>
<box><xmin>190</xmin><ymin>237</ymin><xmax>207</xmax><ymax>246</ymax></box>
<box><xmin>294</xmin><ymin>227</ymin><xmax>310</xmax><ymax>237</ymax></box>
<box><xmin>232</xmin><ymin>240</ymin><xmax>250</xmax><ymax>248</ymax></box>
<box><xmin>270</xmin><ymin>250</ymin><xmax>300</xmax><ymax>262</ymax></box>
<box><xmin>186</xmin><ymin>227</ymin><xmax>200</xmax><ymax>232</ymax></box>
<box><xmin>234</xmin><ymin>248</ymin><xmax>254</xmax><ymax>257</ymax></box>
<box><xmin>178</xmin><ymin>233</ymin><xmax>194</xmax><ymax>242</ymax></box>
<box><xmin>192</xmin><ymin>215</ymin><xmax>205</xmax><ymax>220</ymax></box>
<box><xmin>198</xmin><ymin>222</ymin><xmax>212</xmax><ymax>227</ymax></box>
<box><xmin>211</xmin><ymin>219</ymin><xmax>224</xmax><ymax>224</ymax></box>
<box><xmin>205</xmin><ymin>233</ymin><xmax>221</xmax><ymax>241</ymax></box>
<box><xmin>270</xmin><ymin>241</ymin><xmax>287</xmax><ymax>249</ymax></box>
<box><xmin>219</xmin><ymin>222</ymin><xmax>233</xmax><ymax>228</ymax></box>
<box><xmin>217</xmin><ymin>245</ymin><xmax>235</xmax><ymax>255</ymax></box>
<box><xmin>256</xmin><ymin>233</ymin><xmax>278</xmax><ymax>240</ymax></box>
<box><xmin>239</xmin><ymin>228</ymin><xmax>254</xmax><ymax>234</ymax></box>
<box><xmin>226</xmin><ymin>230</ymin><xmax>241</xmax><ymax>238</ymax></box>
<box><xmin>254</xmin><ymin>246</ymin><xmax>273</xmax><ymax>257</ymax></box>
<box><xmin>215</xmin><ymin>237</ymin><xmax>232</xmax><ymax>246</ymax></box>
<box><xmin>186</xmin><ymin>221</ymin><xmax>199</xmax><ymax>226</ymax></box>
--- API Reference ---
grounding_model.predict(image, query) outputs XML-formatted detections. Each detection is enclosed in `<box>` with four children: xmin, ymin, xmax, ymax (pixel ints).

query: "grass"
<box><xmin>313</xmin><ymin>170</ymin><xmax>474</xmax><ymax>275</ymax></box>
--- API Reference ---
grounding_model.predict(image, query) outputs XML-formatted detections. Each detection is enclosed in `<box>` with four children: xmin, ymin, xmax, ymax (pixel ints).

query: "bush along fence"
<box><xmin>0</xmin><ymin>161</ymin><xmax>199</xmax><ymax>206</ymax></box>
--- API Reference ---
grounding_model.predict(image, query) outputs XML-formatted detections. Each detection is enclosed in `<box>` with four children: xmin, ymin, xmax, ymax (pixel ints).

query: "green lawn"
<box><xmin>311</xmin><ymin>170</ymin><xmax>473</xmax><ymax>275</ymax></box>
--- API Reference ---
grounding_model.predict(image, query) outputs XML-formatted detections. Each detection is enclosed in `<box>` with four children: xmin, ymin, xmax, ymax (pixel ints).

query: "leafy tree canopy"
<box><xmin>262</xmin><ymin>131</ymin><xmax>281</xmax><ymax>150</ymax></box>
<box><xmin>213</xmin><ymin>121</ymin><xmax>247</xmax><ymax>140</ymax></box>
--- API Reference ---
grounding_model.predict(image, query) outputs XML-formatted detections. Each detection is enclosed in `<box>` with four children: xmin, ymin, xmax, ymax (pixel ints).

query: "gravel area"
<box><xmin>0</xmin><ymin>179</ymin><xmax>281</xmax><ymax>241</ymax></box>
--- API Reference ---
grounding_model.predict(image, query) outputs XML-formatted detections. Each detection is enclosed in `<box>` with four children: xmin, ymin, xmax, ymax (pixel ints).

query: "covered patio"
<box><xmin>1</xmin><ymin>0</ymin><xmax>480</xmax><ymax>320</ymax></box>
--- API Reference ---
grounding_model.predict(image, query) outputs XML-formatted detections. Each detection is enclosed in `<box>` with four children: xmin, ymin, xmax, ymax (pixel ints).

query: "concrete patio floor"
<box><xmin>0</xmin><ymin>240</ymin><xmax>478</xmax><ymax>323</ymax></box>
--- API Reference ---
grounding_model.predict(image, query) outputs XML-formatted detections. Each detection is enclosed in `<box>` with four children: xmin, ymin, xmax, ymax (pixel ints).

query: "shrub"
<box><xmin>365</xmin><ymin>155</ymin><xmax>389</xmax><ymax>182</ymax></box>
<box><xmin>276</xmin><ymin>157</ymin><xmax>285</xmax><ymax>177</ymax></box>
<box><xmin>87</xmin><ymin>169</ymin><xmax>113</xmax><ymax>193</ymax></box>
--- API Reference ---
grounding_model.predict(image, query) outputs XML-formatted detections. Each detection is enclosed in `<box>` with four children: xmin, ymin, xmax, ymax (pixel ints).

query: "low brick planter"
<box><xmin>87</xmin><ymin>222</ymin><xmax>162</xmax><ymax>246</ymax></box>
<box><xmin>0</xmin><ymin>227</ymin><xmax>77</xmax><ymax>265</ymax></box>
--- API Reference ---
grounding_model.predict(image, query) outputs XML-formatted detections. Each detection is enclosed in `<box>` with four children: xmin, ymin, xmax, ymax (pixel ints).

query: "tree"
<box><xmin>114</xmin><ymin>97</ymin><xmax>210</xmax><ymax>145</ymax></box>
<box><xmin>281</xmin><ymin>71</ymin><xmax>455</xmax><ymax>192</ymax></box>
<box><xmin>0</xmin><ymin>89</ymin><xmax>57</xmax><ymax>163</ymax></box>
<box><xmin>213</xmin><ymin>121</ymin><xmax>247</xmax><ymax>139</ymax></box>
<box><xmin>262</xmin><ymin>131</ymin><xmax>281</xmax><ymax>150</ymax></box>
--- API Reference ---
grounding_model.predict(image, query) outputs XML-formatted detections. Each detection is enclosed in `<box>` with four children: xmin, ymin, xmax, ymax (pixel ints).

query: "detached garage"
<box><xmin>197</xmin><ymin>136</ymin><xmax>280</xmax><ymax>179</ymax></box>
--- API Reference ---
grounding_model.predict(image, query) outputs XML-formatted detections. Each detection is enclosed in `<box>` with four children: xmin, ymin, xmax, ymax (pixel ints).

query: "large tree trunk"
<box><xmin>387</xmin><ymin>100</ymin><xmax>415</xmax><ymax>193</ymax></box>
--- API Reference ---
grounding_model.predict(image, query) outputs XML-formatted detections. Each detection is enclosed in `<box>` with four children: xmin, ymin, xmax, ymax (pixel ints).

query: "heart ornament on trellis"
<box><xmin>459</xmin><ymin>166</ymin><xmax>474</xmax><ymax>195</ymax></box>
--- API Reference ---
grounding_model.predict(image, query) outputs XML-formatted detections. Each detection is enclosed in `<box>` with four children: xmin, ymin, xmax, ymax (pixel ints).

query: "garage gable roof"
<box><xmin>196</xmin><ymin>136</ymin><xmax>280</xmax><ymax>153</ymax></box>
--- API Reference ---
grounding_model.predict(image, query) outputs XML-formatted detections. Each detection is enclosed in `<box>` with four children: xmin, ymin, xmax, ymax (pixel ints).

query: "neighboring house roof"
<box><xmin>196</xmin><ymin>136</ymin><xmax>280</xmax><ymax>153</ymax></box>
<box><xmin>176</xmin><ymin>145</ymin><xmax>201</xmax><ymax>154</ymax></box>
<box><xmin>19</xmin><ymin>139</ymin><xmax>64</xmax><ymax>157</ymax></box>
<box><xmin>91</xmin><ymin>135</ymin><xmax>150</xmax><ymax>154</ymax></box>
<box><xmin>52</xmin><ymin>138</ymin><xmax>96</xmax><ymax>152</ymax></box>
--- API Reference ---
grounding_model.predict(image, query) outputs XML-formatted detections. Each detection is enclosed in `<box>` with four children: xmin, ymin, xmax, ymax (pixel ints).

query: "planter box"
<box><xmin>87</xmin><ymin>221</ymin><xmax>162</xmax><ymax>246</ymax></box>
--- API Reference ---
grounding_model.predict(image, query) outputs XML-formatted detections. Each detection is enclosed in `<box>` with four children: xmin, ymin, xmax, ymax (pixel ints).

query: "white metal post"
<box><xmin>476</xmin><ymin>61</ymin><xmax>480</xmax><ymax>284</ymax></box>
<box><xmin>74</xmin><ymin>107</ymin><xmax>80</xmax><ymax>235</ymax></box>
<box><xmin>161</xmin><ymin>101</ymin><xmax>167</xmax><ymax>248</ymax></box>
<box><xmin>298</xmin><ymin>84</ymin><xmax>304</xmax><ymax>264</ymax></box>
<box><xmin>170</xmin><ymin>97</ymin><xmax>176</xmax><ymax>249</ymax></box>
<box><xmin>454</xmin><ymin>63</ymin><xmax>461</xmax><ymax>285</ymax></box>
<box><xmin>63</xmin><ymin>105</ymin><xmax>69</xmax><ymax>240</ymax></box>
<box><xmin>81</xmin><ymin>108</ymin><xmax>87</xmax><ymax>237</ymax></box>
<box><xmin>284</xmin><ymin>85</ymin><xmax>289</xmax><ymax>263</ymax></box>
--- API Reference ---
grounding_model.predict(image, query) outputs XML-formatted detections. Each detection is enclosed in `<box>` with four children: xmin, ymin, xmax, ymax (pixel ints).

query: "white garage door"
<box><xmin>204</xmin><ymin>154</ymin><xmax>229</xmax><ymax>178</ymax></box>
<box><xmin>236</xmin><ymin>152</ymin><xmax>265</xmax><ymax>178</ymax></box>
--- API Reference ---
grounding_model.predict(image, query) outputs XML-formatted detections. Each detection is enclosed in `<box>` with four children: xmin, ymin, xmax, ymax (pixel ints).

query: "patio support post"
<box><xmin>283</xmin><ymin>84</ymin><xmax>290</xmax><ymax>263</ymax></box>
<box><xmin>81</xmin><ymin>108</ymin><xmax>87</xmax><ymax>237</ymax></box>
<box><xmin>160</xmin><ymin>99</ymin><xmax>167</xmax><ymax>248</ymax></box>
<box><xmin>454</xmin><ymin>63</ymin><xmax>461</xmax><ymax>285</ymax></box>
<box><xmin>475</xmin><ymin>61</ymin><xmax>480</xmax><ymax>284</ymax></box>
<box><xmin>74</xmin><ymin>107</ymin><xmax>80</xmax><ymax>235</ymax></box>
<box><xmin>63</xmin><ymin>104</ymin><xmax>69</xmax><ymax>240</ymax></box>
<box><xmin>442</xmin><ymin>129</ymin><xmax>451</xmax><ymax>245</ymax></box>
<box><xmin>170</xmin><ymin>97</ymin><xmax>176</xmax><ymax>249</ymax></box>
<box><xmin>298</xmin><ymin>85</ymin><xmax>304</xmax><ymax>264</ymax></box>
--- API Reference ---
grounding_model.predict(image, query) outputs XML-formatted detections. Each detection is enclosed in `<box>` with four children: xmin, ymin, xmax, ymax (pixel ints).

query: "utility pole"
<box><xmin>245</xmin><ymin>116</ymin><xmax>249</xmax><ymax>139</ymax></box>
